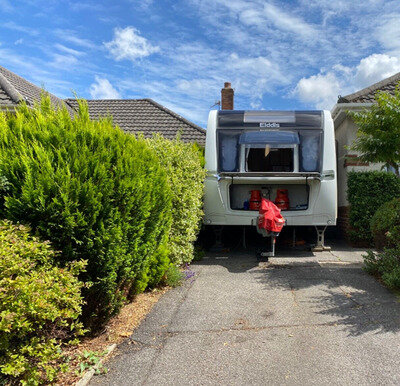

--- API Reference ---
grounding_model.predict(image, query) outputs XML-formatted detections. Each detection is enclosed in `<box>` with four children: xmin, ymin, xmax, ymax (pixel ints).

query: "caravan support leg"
<box><xmin>312</xmin><ymin>226</ymin><xmax>331</xmax><ymax>252</ymax></box>
<box><xmin>209</xmin><ymin>225</ymin><xmax>224</xmax><ymax>252</ymax></box>
<box><xmin>257</xmin><ymin>236</ymin><xmax>276</xmax><ymax>260</ymax></box>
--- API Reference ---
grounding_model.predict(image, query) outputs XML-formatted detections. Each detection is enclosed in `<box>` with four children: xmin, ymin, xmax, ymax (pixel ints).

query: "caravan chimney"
<box><xmin>221</xmin><ymin>82</ymin><xmax>234</xmax><ymax>110</ymax></box>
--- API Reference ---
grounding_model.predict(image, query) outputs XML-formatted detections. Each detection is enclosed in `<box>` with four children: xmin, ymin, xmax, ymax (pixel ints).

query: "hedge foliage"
<box><xmin>0</xmin><ymin>220</ymin><xmax>84</xmax><ymax>384</ymax></box>
<box><xmin>364</xmin><ymin>248</ymin><xmax>400</xmax><ymax>289</ymax></box>
<box><xmin>371</xmin><ymin>198</ymin><xmax>400</xmax><ymax>250</ymax></box>
<box><xmin>350</xmin><ymin>85</ymin><xmax>400</xmax><ymax>175</ymax></box>
<box><xmin>364</xmin><ymin>196</ymin><xmax>400</xmax><ymax>290</ymax></box>
<box><xmin>0</xmin><ymin>97</ymin><xmax>173</xmax><ymax>329</ymax></box>
<box><xmin>347</xmin><ymin>171</ymin><xmax>400</xmax><ymax>243</ymax></box>
<box><xmin>147</xmin><ymin>135</ymin><xmax>206</xmax><ymax>265</ymax></box>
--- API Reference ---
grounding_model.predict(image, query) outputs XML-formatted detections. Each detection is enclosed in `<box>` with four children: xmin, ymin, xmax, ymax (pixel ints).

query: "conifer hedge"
<box><xmin>147</xmin><ymin>135</ymin><xmax>206</xmax><ymax>265</ymax></box>
<box><xmin>0</xmin><ymin>98</ymin><xmax>173</xmax><ymax>329</ymax></box>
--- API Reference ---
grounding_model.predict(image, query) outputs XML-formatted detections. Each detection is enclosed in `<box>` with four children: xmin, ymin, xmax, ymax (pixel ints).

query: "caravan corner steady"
<box><xmin>203</xmin><ymin>109</ymin><xmax>337</xmax><ymax>255</ymax></box>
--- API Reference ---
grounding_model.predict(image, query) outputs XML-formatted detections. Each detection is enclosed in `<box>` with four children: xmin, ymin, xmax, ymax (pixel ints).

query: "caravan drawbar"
<box><xmin>203</xmin><ymin>110</ymin><xmax>337</xmax><ymax>250</ymax></box>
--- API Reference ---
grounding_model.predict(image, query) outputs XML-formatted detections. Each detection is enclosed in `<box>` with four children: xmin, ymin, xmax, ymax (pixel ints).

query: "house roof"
<box><xmin>0</xmin><ymin>65</ymin><xmax>205</xmax><ymax>144</ymax></box>
<box><xmin>0</xmin><ymin>65</ymin><xmax>74</xmax><ymax>113</ymax></box>
<box><xmin>65</xmin><ymin>98</ymin><xmax>206</xmax><ymax>144</ymax></box>
<box><xmin>338</xmin><ymin>72</ymin><xmax>400</xmax><ymax>103</ymax></box>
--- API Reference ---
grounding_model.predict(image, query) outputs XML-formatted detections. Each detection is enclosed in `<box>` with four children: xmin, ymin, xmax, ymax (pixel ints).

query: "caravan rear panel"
<box><xmin>203</xmin><ymin>110</ymin><xmax>337</xmax><ymax>227</ymax></box>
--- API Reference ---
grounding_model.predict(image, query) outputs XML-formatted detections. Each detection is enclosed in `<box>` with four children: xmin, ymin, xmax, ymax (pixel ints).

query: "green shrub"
<box><xmin>347</xmin><ymin>171</ymin><xmax>400</xmax><ymax>244</ymax></box>
<box><xmin>0</xmin><ymin>97</ymin><xmax>172</xmax><ymax>329</ymax></box>
<box><xmin>0</xmin><ymin>220</ymin><xmax>84</xmax><ymax>385</ymax></box>
<box><xmin>363</xmin><ymin>249</ymin><xmax>380</xmax><ymax>275</ymax></box>
<box><xmin>371</xmin><ymin>198</ymin><xmax>400</xmax><ymax>250</ymax></box>
<box><xmin>363</xmin><ymin>248</ymin><xmax>400</xmax><ymax>289</ymax></box>
<box><xmin>146</xmin><ymin>135</ymin><xmax>206</xmax><ymax>265</ymax></box>
<box><xmin>164</xmin><ymin>265</ymin><xmax>184</xmax><ymax>287</ymax></box>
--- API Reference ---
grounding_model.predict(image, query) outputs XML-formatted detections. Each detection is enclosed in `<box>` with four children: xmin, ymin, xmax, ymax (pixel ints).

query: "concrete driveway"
<box><xmin>92</xmin><ymin>247</ymin><xmax>400</xmax><ymax>385</ymax></box>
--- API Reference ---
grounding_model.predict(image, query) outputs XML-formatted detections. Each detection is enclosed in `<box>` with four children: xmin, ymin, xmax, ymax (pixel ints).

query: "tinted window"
<box><xmin>218</xmin><ymin>131</ymin><xmax>241</xmax><ymax>172</ymax></box>
<box><xmin>299</xmin><ymin>131</ymin><xmax>321</xmax><ymax>172</ymax></box>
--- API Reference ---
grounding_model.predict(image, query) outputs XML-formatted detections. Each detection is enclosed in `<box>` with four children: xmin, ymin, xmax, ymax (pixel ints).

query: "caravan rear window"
<box><xmin>217</xmin><ymin>129</ymin><xmax>323</xmax><ymax>173</ymax></box>
<box><xmin>247</xmin><ymin>148</ymin><xmax>294</xmax><ymax>172</ymax></box>
<box><xmin>240</xmin><ymin>131</ymin><xmax>299</xmax><ymax>173</ymax></box>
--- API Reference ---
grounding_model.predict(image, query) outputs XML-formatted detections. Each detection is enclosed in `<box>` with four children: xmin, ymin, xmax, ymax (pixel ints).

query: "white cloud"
<box><xmin>54</xmin><ymin>29</ymin><xmax>96</xmax><ymax>49</ymax></box>
<box><xmin>262</xmin><ymin>3</ymin><xmax>316</xmax><ymax>37</ymax></box>
<box><xmin>294</xmin><ymin>53</ymin><xmax>400</xmax><ymax>110</ymax></box>
<box><xmin>117</xmin><ymin>40</ymin><xmax>290</xmax><ymax>123</ymax></box>
<box><xmin>0</xmin><ymin>47</ymin><xmax>75</xmax><ymax>97</ymax></box>
<box><xmin>376</xmin><ymin>15</ymin><xmax>400</xmax><ymax>55</ymax></box>
<box><xmin>54</xmin><ymin>44</ymin><xmax>85</xmax><ymax>57</ymax></box>
<box><xmin>68</xmin><ymin>2</ymin><xmax>107</xmax><ymax>12</ymax></box>
<box><xmin>3</xmin><ymin>21</ymin><xmax>38</xmax><ymax>36</ymax></box>
<box><xmin>105</xmin><ymin>27</ymin><xmax>159</xmax><ymax>61</ymax></box>
<box><xmin>0</xmin><ymin>0</ymin><xmax>13</xmax><ymax>12</ymax></box>
<box><xmin>195</xmin><ymin>0</ymin><xmax>316</xmax><ymax>40</ymax></box>
<box><xmin>228</xmin><ymin>53</ymin><xmax>290</xmax><ymax>101</ymax></box>
<box><xmin>294</xmin><ymin>72</ymin><xmax>340</xmax><ymax>110</ymax></box>
<box><xmin>89</xmin><ymin>76</ymin><xmax>121</xmax><ymax>99</ymax></box>
<box><xmin>355</xmin><ymin>54</ymin><xmax>400</xmax><ymax>87</ymax></box>
<box><xmin>250</xmin><ymin>100</ymin><xmax>262</xmax><ymax>109</ymax></box>
<box><xmin>50</xmin><ymin>53</ymin><xmax>79</xmax><ymax>69</ymax></box>
<box><xmin>135</xmin><ymin>0</ymin><xmax>153</xmax><ymax>9</ymax></box>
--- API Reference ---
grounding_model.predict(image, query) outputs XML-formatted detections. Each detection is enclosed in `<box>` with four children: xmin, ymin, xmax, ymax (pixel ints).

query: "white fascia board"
<box><xmin>331</xmin><ymin>103</ymin><xmax>373</xmax><ymax>128</ymax></box>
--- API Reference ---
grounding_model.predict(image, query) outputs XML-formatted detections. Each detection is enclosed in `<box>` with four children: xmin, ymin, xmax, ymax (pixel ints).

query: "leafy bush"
<box><xmin>350</xmin><ymin>85</ymin><xmax>400</xmax><ymax>175</ymax></box>
<box><xmin>0</xmin><ymin>97</ymin><xmax>172</xmax><ymax>329</ymax></box>
<box><xmin>364</xmin><ymin>248</ymin><xmax>400</xmax><ymax>289</ymax></box>
<box><xmin>371</xmin><ymin>198</ymin><xmax>400</xmax><ymax>250</ymax></box>
<box><xmin>347</xmin><ymin>171</ymin><xmax>400</xmax><ymax>244</ymax></box>
<box><xmin>146</xmin><ymin>135</ymin><xmax>206</xmax><ymax>265</ymax></box>
<box><xmin>0</xmin><ymin>220</ymin><xmax>84</xmax><ymax>384</ymax></box>
<box><xmin>164</xmin><ymin>265</ymin><xmax>184</xmax><ymax>287</ymax></box>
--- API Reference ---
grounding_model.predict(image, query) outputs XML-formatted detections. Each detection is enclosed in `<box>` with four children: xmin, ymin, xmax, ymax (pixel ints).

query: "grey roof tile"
<box><xmin>65</xmin><ymin>98</ymin><xmax>206</xmax><ymax>144</ymax></box>
<box><xmin>0</xmin><ymin>65</ymin><xmax>205</xmax><ymax>144</ymax></box>
<box><xmin>0</xmin><ymin>65</ymin><xmax>74</xmax><ymax>113</ymax></box>
<box><xmin>340</xmin><ymin>72</ymin><xmax>400</xmax><ymax>103</ymax></box>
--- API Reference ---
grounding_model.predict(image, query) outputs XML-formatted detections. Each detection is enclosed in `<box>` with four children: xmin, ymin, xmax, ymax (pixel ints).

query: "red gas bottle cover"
<box><xmin>275</xmin><ymin>189</ymin><xmax>289</xmax><ymax>210</ymax></box>
<box><xmin>249</xmin><ymin>190</ymin><xmax>262</xmax><ymax>210</ymax></box>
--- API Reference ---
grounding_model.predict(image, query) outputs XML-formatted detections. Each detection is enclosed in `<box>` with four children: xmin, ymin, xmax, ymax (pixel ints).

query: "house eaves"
<box><xmin>331</xmin><ymin>102</ymin><xmax>373</xmax><ymax>128</ymax></box>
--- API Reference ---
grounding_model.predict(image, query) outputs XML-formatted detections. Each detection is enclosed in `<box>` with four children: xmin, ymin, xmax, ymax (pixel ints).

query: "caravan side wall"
<box><xmin>203</xmin><ymin>110</ymin><xmax>337</xmax><ymax>226</ymax></box>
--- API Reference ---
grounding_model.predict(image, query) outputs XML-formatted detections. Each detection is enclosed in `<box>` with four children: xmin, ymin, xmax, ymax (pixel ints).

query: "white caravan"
<box><xmin>203</xmin><ymin>110</ymin><xmax>337</xmax><ymax>249</ymax></box>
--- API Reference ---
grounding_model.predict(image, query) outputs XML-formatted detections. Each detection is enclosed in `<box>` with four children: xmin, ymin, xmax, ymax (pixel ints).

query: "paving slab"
<box><xmin>91</xmin><ymin>247</ymin><xmax>400</xmax><ymax>385</ymax></box>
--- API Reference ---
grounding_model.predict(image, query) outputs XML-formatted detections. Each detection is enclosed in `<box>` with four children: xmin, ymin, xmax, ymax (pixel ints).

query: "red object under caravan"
<box><xmin>249</xmin><ymin>190</ymin><xmax>262</xmax><ymax>210</ymax></box>
<box><xmin>258</xmin><ymin>198</ymin><xmax>285</xmax><ymax>234</ymax></box>
<box><xmin>275</xmin><ymin>189</ymin><xmax>290</xmax><ymax>210</ymax></box>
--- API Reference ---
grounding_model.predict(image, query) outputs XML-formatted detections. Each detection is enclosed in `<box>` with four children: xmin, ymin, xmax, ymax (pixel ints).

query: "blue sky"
<box><xmin>1</xmin><ymin>0</ymin><xmax>400</xmax><ymax>126</ymax></box>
